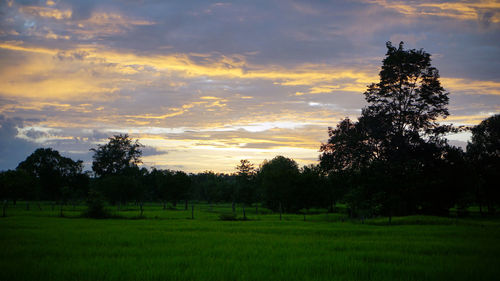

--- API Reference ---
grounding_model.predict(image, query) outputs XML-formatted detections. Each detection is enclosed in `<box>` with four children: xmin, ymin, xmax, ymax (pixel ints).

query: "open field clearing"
<box><xmin>1</xmin><ymin>203</ymin><xmax>499</xmax><ymax>281</ymax></box>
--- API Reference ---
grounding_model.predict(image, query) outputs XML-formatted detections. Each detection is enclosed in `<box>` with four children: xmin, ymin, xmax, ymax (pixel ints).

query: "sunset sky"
<box><xmin>1</xmin><ymin>0</ymin><xmax>499</xmax><ymax>173</ymax></box>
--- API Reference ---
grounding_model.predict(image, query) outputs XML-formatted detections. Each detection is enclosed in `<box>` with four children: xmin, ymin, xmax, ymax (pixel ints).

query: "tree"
<box><xmin>17</xmin><ymin>148</ymin><xmax>84</xmax><ymax>201</ymax></box>
<box><xmin>319</xmin><ymin>118</ymin><xmax>375</xmax><ymax>172</ymax></box>
<box><xmin>320</xmin><ymin>42</ymin><xmax>456</xmax><ymax>217</ymax></box>
<box><xmin>467</xmin><ymin>114</ymin><xmax>500</xmax><ymax>214</ymax></box>
<box><xmin>91</xmin><ymin>134</ymin><xmax>144</xmax><ymax>177</ymax></box>
<box><xmin>298</xmin><ymin>165</ymin><xmax>328</xmax><ymax>211</ymax></box>
<box><xmin>235</xmin><ymin>159</ymin><xmax>257</xmax><ymax>205</ymax></box>
<box><xmin>172</xmin><ymin>171</ymin><xmax>191</xmax><ymax>209</ymax></box>
<box><xmin>362</xmin><ymin>41</ymin><xmax>451</xmax><ymax>161</ymax></box>
<box><xmin>258</xmin><ymin>156</ymin><xmax>300</xmax><ymax>212</ymax></box>
<box><xmin>0</xmin><ymin>169</ymin><xmax>36</xmax><ymax>205</ymax></box>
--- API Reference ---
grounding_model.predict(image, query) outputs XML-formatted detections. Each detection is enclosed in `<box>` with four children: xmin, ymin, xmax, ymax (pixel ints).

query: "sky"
<box><xmin>1</xmin><ymin>0</ymin><xmax>499</xmax><ymax>173</ymax></box>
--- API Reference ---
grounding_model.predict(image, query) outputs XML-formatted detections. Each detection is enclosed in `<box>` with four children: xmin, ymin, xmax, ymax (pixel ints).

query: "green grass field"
<box><xmin>1</xmin><ymin>202</ymin><xmax>499</xmax><ymax>281</ymax></box>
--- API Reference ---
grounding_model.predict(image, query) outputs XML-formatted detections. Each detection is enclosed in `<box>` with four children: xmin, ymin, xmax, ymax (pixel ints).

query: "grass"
<box><xmin>1</xmin><ymin>202</ymin><xmax>500</xmax><ymax>281</ymax></box>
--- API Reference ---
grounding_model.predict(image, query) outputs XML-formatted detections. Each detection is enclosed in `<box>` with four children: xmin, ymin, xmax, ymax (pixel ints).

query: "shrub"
<box><xmin>83</xmin><ymin>190</ymin><xmax>110</xmax><ymax>219</ymax></box>
<box><xmin>219</xmin><ymin>213</ymin><xmax>238</xmax><ymax>221</ymax></box>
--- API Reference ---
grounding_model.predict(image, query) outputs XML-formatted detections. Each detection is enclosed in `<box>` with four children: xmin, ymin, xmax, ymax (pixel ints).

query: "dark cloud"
<box><xmin>0</xmin><ymin>115</ymin><xmax>37</xmax><ymax>170</ymax></box>
<box><xmin>141</xmin><ymin>146</ymin><xmax>168</xmax><ymax>157</ymax></box>
<box><xmin>242</xmin><ymin>142</ymin><xmax>281</xmax><ymax>149</ymax></box>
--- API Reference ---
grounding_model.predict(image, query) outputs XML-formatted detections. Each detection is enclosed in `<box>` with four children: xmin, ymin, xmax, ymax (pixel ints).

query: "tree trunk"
<box><xmin>2</xmin><ymin>200</ymin><xmax>6</xmax><ymax>217</ymax></box>
<box><xmin>255</xmin><ymin>204</ymin><xmax>258</xmax><ymax>215</ymax></box>
<box><xmin>140</xmin><ymin>202</ymin><xmax>144</xmax><ymax>217</ymax></box>
<box><xmin>37</xmin><ymin>202</ymin><xmax>42</xmax><ymax>211</ymax></box>
<box><xmin>184</xmin><ymin>200</ymin><xmax>188</xmax><ymax>210</ymax></box>
<box><xmin>232</xmin><ymin>201</ymin><xmax>235</xmax><ymax>213</ymax></box>
<box><xmin>163</xmin><ymin>201</ymin><xmax>166</xmax><ymax>210</ymax></box>
<box><xmin>191</xmin><ymin>204</ymin><xmax>194</xmax><ymax>219</ymax></box>
<box><xmin>243</xmin><ymin>205</ymin><xmax>246</xmax><ymax>220</ymax></box>
<box><xmin>279</xmin><ymin>202</ymin><xmax>282</xmax><ymax>221</ymax></box>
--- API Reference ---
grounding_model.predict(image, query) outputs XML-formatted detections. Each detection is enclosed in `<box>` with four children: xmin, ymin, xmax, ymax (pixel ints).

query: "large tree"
<box><xmin>17</xmin><ymin>148</ymin><xmax>84</xmax><ymax>201</ymax></box>
<box><xmin>320</xmin><ymin>42</ymin><xmax>457</xmax><ymax>217</ymax></box>
<box><xmin>91</xmin><ymin>134</ymin><xmax>144</xmax><ymax>177</ymax></box>
<box><xmin>363</xmin><ymin>41</ymin><xmax>451</xmax><ymax>160</ymax></box>
<box><xmin>467</xmin><ymin>114</ymin><xmax>500</xmax><ymax>214</ymax></box>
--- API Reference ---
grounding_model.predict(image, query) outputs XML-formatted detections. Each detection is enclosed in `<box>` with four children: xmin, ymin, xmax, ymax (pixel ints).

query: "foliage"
<box><xmin>467</xmin><ymin>114</ymin><xmax>500</xmax><ymax>214</ymax></box>
<box><xmin>319</xmin><ymin>42</ymin><xmax>461</xmax><ymax>217</ymax></box>
<box><xmin>258</xmin><ymin>156</ymin><xmax>300</xmax><ymax>212</ymax></box>
<box><xmin>90</xmin><ymin>134</ymin><xmax>144</xmax><ymax>177</ymax></box>
<box><xmin>218</xmin><ymin>212</ymin><xmax>238</xmax><ymax>221</ymax></box>
<box><xmin>363</xmin><ymin>41</ymin><xmax>450</xmax><ymax>152</ymax></box>
<box><xmin>0</xmin><ymin>169</ymin><xmax>36</xmax><ymax>203</ymax></box>
<box><xmin>83</xmin><ymin>189</ymin><xmax>109</xmax><ymax>219</ymax></box>
<box><xmin>235</xmin><ymin>159</ymin><xmax>257</xmax><ymax>205</ymax></box>
<box><xmin>16</xmin><ymin>148</ymin><xmax>84</xmax><ymax>201</ymax></box>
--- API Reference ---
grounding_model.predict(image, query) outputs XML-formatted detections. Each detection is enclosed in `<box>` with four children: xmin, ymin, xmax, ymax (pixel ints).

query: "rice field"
<box><xmin>1</xmin><ymin>202</ymin><xmax>499</xmax><ymax>281</ymax></box>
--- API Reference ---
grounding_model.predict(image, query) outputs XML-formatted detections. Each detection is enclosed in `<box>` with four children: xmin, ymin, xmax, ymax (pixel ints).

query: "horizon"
<box><xmin>1</xmin><ymin>0</ymin><xmax>499</xmax><ymax>173</ymax></box>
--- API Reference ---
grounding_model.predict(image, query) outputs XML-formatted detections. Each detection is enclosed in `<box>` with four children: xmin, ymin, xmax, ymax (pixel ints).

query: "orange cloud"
<box><xmin>368</xmin><ymin>0</ymin><xmax>500</xmax><ymax>23</ymax></box>
<box><xmin>442</xmin><ymin>77</ymin><xmax>500</xmax><ymax>95</ymax></box>
<box><xmin>19</xmin><ymin>6</ymin><xmax>72</xmax><ymax>20</ymax></box>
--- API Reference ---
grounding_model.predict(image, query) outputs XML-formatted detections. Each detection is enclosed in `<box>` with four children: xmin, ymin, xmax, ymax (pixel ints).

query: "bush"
<box><xmin>83</xmin><ymin>190</ymin><xmax>110</xmax><ymax>219</ymax></box>
<box><xmin>219</xmin><ymin>213</ymin><xmax>238</xmax><ymax>221</ymax></box>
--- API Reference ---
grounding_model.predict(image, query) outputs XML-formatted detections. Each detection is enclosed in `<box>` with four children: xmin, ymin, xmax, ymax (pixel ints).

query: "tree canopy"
<box><xmin>319</xmin><ymin>42</ymin><xmax>463</xmax><ymax>217</ymax></box>
<box><xmin>91</xmin><ymin>134</ymin><xmax>144</xmax><ymax>177</ymax></box>
<box><xmin>16</xmin><ymin>148</ymin><xmax>84</xmax><ymax>200</ymax></box>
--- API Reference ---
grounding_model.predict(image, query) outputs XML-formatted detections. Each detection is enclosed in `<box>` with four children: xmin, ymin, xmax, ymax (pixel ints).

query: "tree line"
<box><xmin>1</xmin><ymin>42</ymin><xmax>498</xmax><ymax>218</ymax></box>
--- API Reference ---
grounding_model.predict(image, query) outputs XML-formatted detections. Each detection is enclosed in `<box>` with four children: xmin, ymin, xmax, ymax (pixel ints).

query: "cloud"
<box><xmin>367</xmin><ymin>0</ymin><xmax>500</xmax><ymax>24</ymax></box>
<box><xmin>19</xmin><ymin>5</ymin><xmax>72</xmax><ymax>20</ymax></box>
<box><xmin>0</xmin><ymin>0</ymin><xmax>499</xmax><ymax>172</ymax></box>
<box><xmin>0</xmin><ymin>115</ymin><xmax>38</xmax><ymax>170</ymax></box>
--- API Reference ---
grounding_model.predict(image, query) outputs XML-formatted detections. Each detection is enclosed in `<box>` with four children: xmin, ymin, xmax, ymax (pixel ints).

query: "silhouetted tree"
<box><xmin>298</xmin><ymin>164</ymin><xmax>328</xmax><ymax>211</ymax></box>
<box><xmin>362</xmin><ymin>41</ymin><xmax>451</xmax><ymax>161</ymax></box>
<box><xmin>170</xmin><ymin>171</ymin><xmax>191</xmax><ymax>207</ymax></box>
<box><xmin>90</xmin><ymin>134</ymin><xmax>143</xmax><ymax>177</ymax></box>
<box><xmin>17</xmin><ymin>148</ymin><xmax>84</xmax><ymax>201</ymax></box>
<box><xmin>320</xmin><ymin>42</ymin><xmax>457</xmax><ymax>216</ymax></box>
<box><xmin>235</xmin><ymin>159</ymin><xmax>257</xmax><ymax>205</ymax></box>
<box><xmin>0</xmin><ymin>169</ymin><xmax>36</xmax><ymax>205</ymax></box>
<box><xmin>258</xmin><ymin>156</ymin><xmax>300</xmax><ymax>212</ymax></box>
<box><xmin>467</xmin><ymin>114</ymin><xmax>500</xmax><ymax>214</ymax></box>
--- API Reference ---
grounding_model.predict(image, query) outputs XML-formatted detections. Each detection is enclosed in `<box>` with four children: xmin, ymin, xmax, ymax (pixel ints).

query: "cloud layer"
<box><xmin>1</xmin><ymin>0</ymin><xmax>499</xmax><ymax>172</ymax></box>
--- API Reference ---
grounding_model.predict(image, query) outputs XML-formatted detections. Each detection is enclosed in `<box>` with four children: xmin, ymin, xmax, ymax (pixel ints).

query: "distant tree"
<box><xmin>258</xmin><ymin>156</ymin><xmax>300</xmax><ymax>212</ymax></box>
<box><xmin>235</xmin><ymin>159</ymin><xmax>256</xmax><ymax>205</ymax></box>
<box><xmin>0</xmin><ymin>169</ymin><xmax>36</xmax><ymax>205</ymax></box>
<box><xmin>467</xmin><ymin>114</ymin><xmax>500</xmax><ymax>214</ymax></box>
<box><xmin>150</xmin><ymin>168</ymin><xmax>173</xmax><ymax>209</ymax></box>
<box><xmin>298</xmin><ymin>165</ymin><xmax>328</xmax><ymax>211</ymax></box>
<box><xmin>17</xmin><ymin>148</ymin><xmax>84</xmax><ymax>201</ymax></box>
<box><xmin>191</xmin><ymin>171</ymin><xmax>221</xmax><ymax>204</ymax></box>
<box><xmin>94</xmin><ymin>166</ymin><xmax>146</xmax><ymax>208</ymax></box>
<box><xmin>90</xmin><ymin>134</ymin><xmax>144</xmax><ymax>177</ymax></box>
<box><xmin>170</xmin><ymin>171</ymin><xmax>191</xmax><ymax>207</ymax></box>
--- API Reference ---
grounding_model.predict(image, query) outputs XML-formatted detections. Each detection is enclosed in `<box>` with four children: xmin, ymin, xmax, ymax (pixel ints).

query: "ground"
<box><xmin>1</xmin><ymin>202</ymin><xmax>499</xmax><ymax>281</ymax></box>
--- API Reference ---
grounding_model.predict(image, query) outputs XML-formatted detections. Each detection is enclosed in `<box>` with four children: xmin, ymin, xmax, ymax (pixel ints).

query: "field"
<box><xmin>1</xmin><ymin>202</ymin><xmax>500</xmax><ymax>281</ymax></box>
